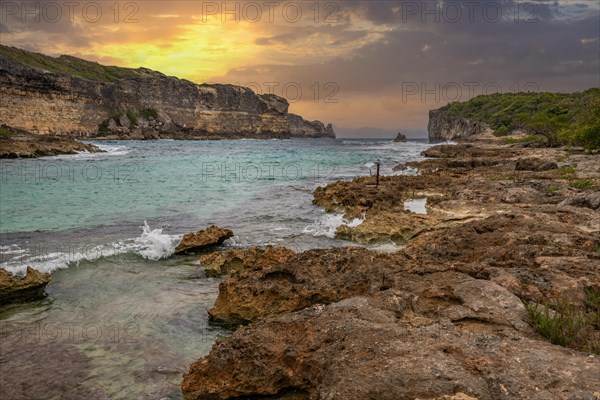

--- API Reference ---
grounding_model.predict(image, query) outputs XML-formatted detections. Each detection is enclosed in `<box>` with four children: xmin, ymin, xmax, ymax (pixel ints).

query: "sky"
<box><xmin>1</xmin><ymin>0</ymin><xmax>599</xmax><ymax>138</ymax></box>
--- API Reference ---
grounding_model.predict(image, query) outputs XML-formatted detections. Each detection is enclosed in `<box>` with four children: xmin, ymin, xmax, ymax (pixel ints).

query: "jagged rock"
<box><xmin>0</xmin><ymin>267</ymin><xmax>51</xmax><ymax>304</ymax></box>
<box><xmin>174</xmin><ymin>226</ymin><xmax>234</xmax><ymax>255</ymax></box>
<box><xmin>428</xmin><ymin>109</ymin><xmax>489</xmax><ymax>141</ymax></box>
<box><xmin>208</xmin><ymin>248</ymin><xmax>404</xmax><ymax>325</ymax></box>
<box><xmin>393</xmin><ymin>132</ymin><xmax>407</xmax><ymax>142</ymax></box>
<box><xmin>183</xmin><ymin>274</ymin><xmax>600</xmax><ymax>400</ymax></box>
<box><xmin>199</xmin><ymin>246</ymin><xmax>294</xmax><ymax>277</ymax></box>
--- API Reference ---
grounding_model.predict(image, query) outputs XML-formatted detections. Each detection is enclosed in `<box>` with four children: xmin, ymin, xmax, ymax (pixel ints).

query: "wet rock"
<box><xmin>199</xmin><ymin>245</ymin><xmax>294</xmax><ymax>277</ymax></box>
<box><xmin>0</xmin><ymin>267</ymin><xmax>51</xmax><ymax>304</ymax></box>
<box><xmin>0</xmin><ymin>128</ymin><xmax>103</xmax><ymax>159</ymax></box>
<box><xmin>183</xmin><ymin>274</ymin><xmax>600</xmax><ymax>399</ymax></box>
<box><xmin>174</xmin><ymin>226</ymin><xmax>234</xmax><ymax>255</ymax></box>
<box><xmin>336</xmin><ymin>210</ymin><xmax>442</xmax><ymax>244</ymax></box>
<box><xmin>393</xmin><ymin>132</ymin><xmax>407</xmax><ymax>142</ymax></box>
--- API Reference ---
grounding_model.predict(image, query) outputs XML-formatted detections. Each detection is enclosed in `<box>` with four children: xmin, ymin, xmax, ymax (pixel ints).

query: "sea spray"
<box><xmin>303</xmin><ymin>214</ymin><xmax>364</xmax><ymax>239</ymax></box>
<box><xmin>0</xmin><ymin>222</ymin><xmax>181</xmax><ymax>275</ymax></box>
<box><xmin>135</xmin><ymin>221</ymin><xmax>180</xmax><ymax>260</ymax></box>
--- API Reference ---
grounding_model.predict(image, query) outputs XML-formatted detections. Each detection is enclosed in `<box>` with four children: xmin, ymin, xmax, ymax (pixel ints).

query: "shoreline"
<box><xmin>182</xmin><ymin>131</ymin><xmax>600</xmax><ymax>399</ymax></box>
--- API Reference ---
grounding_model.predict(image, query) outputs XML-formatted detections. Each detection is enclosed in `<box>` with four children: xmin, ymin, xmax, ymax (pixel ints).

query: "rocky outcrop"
<box><xmin>199</xmin><ymin>245</ymin><xmax>294</xmax><ymax>277</ymax></box>
<box><xmin>174</xmin><ymin>226</ymin><xmax>234</xmax><ymax>255</ymax></box>
<box><xmin>393</xmin><ymin>131</ymin><xmax>407</xmax><ymax>142</ymax></box>
<box><xmin>428</xmin><ymin>108</ymin><xmax>488</xmax><ymax>141</ymax></box>
<box><xmin>0</xmin><ymin>127</ymin><xmax>102</xmax><ymax>158</ymax></box>
<box><xmin>208</xmin><ymin>248</ymin><xmax>403</xmax><ymax>325</ymax></box>
<box><xmin>184</xmin><ymin>275</ymin><xmax>600</xmax><ymax>400</ymax></box>
<box><xmin>0</xmin><ymin>267</ymin><xmax>51</xmax><ymax>304</ymax></box>
<box><xmin>0</xmin><ymin>45</ymin><xmax>335</xmax><ymax>139</ymax></box>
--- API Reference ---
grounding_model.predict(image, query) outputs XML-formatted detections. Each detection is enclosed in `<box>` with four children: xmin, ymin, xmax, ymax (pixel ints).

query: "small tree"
<box><xmin>521</xmin><ymin>109</ymin><xmax>570</xmax><ymax>146</ymax></box>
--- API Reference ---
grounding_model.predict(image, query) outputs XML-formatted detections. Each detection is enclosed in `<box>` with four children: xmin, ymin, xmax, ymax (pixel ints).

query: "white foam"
<box><xmin>135</xmin><ymin>221</ymin><xmax>180</xmax><ymax>260</ymax></box>
<box><xmin>303</xmin><ymin>214</ymin><xmax>363</xmax><ymax>238</ymax></box>
<box><xmin>0</xmin><ymin>222</ymin><xmax>180</xmax><ymax>276</ymax></box>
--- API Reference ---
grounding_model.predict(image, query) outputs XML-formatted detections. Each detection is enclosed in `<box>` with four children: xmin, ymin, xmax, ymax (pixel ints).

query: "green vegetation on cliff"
<box><xmin>442</xmin><ymin>89</ymin><xmax>600</xmax><ymax>148</ymax></box>
<box><xmin>0</xmin><ymin>45</ymin><xmax>162</xmax><ymax>82</ymax></box>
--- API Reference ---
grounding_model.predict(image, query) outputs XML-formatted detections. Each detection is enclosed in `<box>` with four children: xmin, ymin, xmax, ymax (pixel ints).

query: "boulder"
<box><xmin>199</xmin><ymin>245</ymin><xmax>294</xmax><ymax>277</ymax></box>
<box><xmin>0</xmin><ymin>267</ymin><xmax>51</xmax><ymax>305</ymax></box>
<box><xmin>393</xmin><ymin>132</ymin><xmax>407</xmax><ymax>142</ymax></box>
<box><xmin>174</xmin><ymin>226</ymin><xmax>234</xmax><ymax>255</ymax></box>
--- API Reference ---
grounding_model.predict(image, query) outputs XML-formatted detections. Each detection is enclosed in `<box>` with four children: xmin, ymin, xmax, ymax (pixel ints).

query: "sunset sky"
<box><xmin>1</xmin><ymin>0</ymin><xmax>599</xmax><ymax>137</ymax></box>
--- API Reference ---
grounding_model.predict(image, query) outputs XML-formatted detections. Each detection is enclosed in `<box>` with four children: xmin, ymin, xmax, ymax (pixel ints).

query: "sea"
<box><xmin>0</xmin><ymin>138</ymin><xmax>433</xmax><ymax>399</ymax></box>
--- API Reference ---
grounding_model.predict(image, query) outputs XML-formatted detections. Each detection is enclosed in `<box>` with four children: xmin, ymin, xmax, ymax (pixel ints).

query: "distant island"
<box><xmin>0</xmin><ymin>45</ymin><xmax>335</xmax><ymax>140</ymax></box>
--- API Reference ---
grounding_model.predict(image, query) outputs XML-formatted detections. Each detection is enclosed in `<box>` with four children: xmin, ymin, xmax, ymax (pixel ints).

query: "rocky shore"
<box><xmin>0</xmin><ymin>127</ymin><xmax>102</xmax><ymax>158</ymax></box>
<box><xmin>183</xmin><ymin>132</ymin><xmax>600</xmax><ymax>399</ymax></box>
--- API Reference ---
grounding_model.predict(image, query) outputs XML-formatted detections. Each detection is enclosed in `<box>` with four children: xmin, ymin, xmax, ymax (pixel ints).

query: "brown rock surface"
<box><xmin>208</xmin><ymin>248</ymin><xmax>406</xmax><ymax>325</ymax></box>
<box><xmin>184</xmin><ymin>275</ymin><xmax>600</xmax><ymax>399</ymax></box>
<box><xmin>199</xmin><ymin>245</ymin><xmax>294</xmax><ymax>277</ymax></box>
<box><xmin>174</xmin><ymin>226</ymin><xmax>234</xmax><ymax>255</ymax></box>
<box><xmin>183</xmin><ymin>136</ymin><xmax>600</xmax><ymax>399</ymax></box>
<box><xmin>0</xmin><ymin>267</ymin><xmax>52</xmax><ymax>304</ymax></box>
<box><xmin>0</xmin><ymin>129</ymin><xmax>102</xmax><ymax>158</ymax></box>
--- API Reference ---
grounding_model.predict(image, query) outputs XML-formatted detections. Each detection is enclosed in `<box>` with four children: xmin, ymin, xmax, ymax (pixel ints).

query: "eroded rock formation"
<box><xmin>0</xmin><ymin>46</ymin><xmax>335</xmax><ymax>139</ymax></box>
<box><xmin>0</xmin><ymin>267</ymin><xmax>52</xmax><ymax>304</ymax></box>
<box><xmin>174</xmin><ymin>226</ymin><xmax>234</xmax><ymax>255</ymax></box>
<box><xmin>428</xmin><ymin>108</ymin><xmax>488</xmax><ymax>141</ymax></box>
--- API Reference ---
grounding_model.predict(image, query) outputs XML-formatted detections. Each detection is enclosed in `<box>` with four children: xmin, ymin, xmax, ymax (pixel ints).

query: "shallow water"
<box><xmin>0</xmin><ymin>138</ymin><xmax>433</xmax><ymax>399</ymax></box>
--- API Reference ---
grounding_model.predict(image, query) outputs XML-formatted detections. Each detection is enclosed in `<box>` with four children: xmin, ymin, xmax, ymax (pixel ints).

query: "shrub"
<box><xmin>525</xmin><ymin>288</ymin><xmax>600</xmax><ymax>355</ymax></box>
<box><xmin>570</xmin><ymin>179</ymin><xmax>594</xmax><ymax>189</ymax></box>
<box><xmin>98</xmin><ymin>120</ymin><xmax>109</xmax><ymax>133</ymax></box>
<box><xmin>493</xmin><ymin>125</ymin><xmax>510</xmax><ymax>136</ymax></box>
<box><xmin>139</xmin><ymin>108</ymin><xmax>159</xmax><ymax>119</ymax></box>
<box><xmin>126</xmin><ymin>110</ymin><xmax>138</xmax><ymax>126</ymax></box>
<box><xmin>0</xmin><ymin>126</ymin><xmax>14</xmax><ymax>137</ymax></box>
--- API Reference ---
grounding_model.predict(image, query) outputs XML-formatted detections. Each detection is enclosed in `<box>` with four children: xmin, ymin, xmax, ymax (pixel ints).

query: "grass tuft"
<box><xmin>525</xmin><ymin>288</ymin><xmax>600</xmax><ymax>355</ymax></box>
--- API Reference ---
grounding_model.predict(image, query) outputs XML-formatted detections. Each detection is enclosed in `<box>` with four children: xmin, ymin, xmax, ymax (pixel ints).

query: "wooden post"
<box><xmin>375</xmin><ymin>160</ymin><xmax>380</xmax><ymax>187</ymax></box>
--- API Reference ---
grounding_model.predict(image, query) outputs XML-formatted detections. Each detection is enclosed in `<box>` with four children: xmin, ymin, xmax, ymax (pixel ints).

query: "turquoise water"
<box><xmin>0</xmin><ymin>138</ymin><xmax>432</xmax><ymax>399</ymax></box>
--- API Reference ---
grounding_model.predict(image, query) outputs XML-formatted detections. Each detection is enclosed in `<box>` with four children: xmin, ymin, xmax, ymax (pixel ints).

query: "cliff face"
<box><xmin>0</xmin><ymin>49</ymin><xmax>334</xmax><ymax>139</ymax></box>
<box><xmin>427</xmin><ymin>108</ymin><xmax>488</xmax><ymax>141</ymax></box>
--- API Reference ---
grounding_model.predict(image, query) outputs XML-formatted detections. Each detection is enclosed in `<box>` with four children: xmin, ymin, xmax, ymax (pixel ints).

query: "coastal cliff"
<box><xmin>427</xmin><ymin>108</ymin><xmax>488</xmax><ymax>141</ymax></box>
<box><xmin>0</xmin><ymin>46</ymin><xmax>335</xmax><ymax>139</ymax></box>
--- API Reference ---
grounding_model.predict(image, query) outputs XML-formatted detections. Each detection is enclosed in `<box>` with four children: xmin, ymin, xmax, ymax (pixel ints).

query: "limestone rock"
<box><xmin>0</xmin><ymin>130</ymin><xmax>102</xmax><ymax>159</ymax></box>
<box><xmin>208</xmin><ymin>247</ymin><xmax>404</xmax><ymax>325</ymax></box>
<box><xmin>174</xmin><ymin>226</ymin><xmax>234</xmax><ymax>255</ymax></box>
<box><xmin>336</xmin><ymin>210</ymin><xmax>440</xmax><ymax>244</ymax></box>
<box><xmin>199</xmin><ymin>245</ymin><xmax>294</xmax><ymax>277</ymax></box>
<box><xmin>428</xmin><ymin>109</ymin><xmax>489</xmax><ymax>141</ymax></box>
<box><xmin>0</xmin><ymin>267</ymin><xmax>51</xmax><ymax>304</ymax></box>
<box><xmin>0</xmin><ymin>46</ymin><xmax>335</xmax><ymax>139</ymax></box>
<box><xmin>183</xmin><ymin>275</ymin><xmax>600</xmax><ymax>400</ymax></box>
